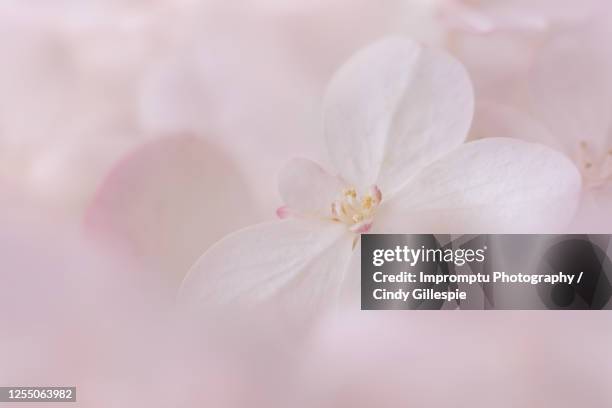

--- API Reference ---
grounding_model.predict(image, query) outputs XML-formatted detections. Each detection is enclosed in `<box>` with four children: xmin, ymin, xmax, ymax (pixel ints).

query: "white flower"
<box><xmin>180</xmin><ymin>37</ymin><xmax>581</xmax><ymax>316</ymax></box>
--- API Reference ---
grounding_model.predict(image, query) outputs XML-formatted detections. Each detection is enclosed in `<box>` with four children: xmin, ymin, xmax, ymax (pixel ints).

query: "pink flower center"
<box><xmin>576</xmin><ymin>141</ymin><xmax>612</xmax><ymax>189</ymax></box>
<box><xmin>331</xmin><ymin>185</ymin><xmax>382</xmax><ymax>233</ymax></box>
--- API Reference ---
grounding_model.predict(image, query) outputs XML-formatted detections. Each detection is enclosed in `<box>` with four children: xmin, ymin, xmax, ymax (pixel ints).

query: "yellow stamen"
<box><xmin>330</xmin><ymin>185</ymin><xmax>383</xmax><ymax>234</ymax></box>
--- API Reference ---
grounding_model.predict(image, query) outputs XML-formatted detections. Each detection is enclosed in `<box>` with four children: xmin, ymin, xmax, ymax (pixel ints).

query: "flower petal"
<box><xmin>180</xmin><ymin>219</ymin><xmax>354</xmax><ymax>317</ymax></box>
<box><xmin>323</xmin><ymin>36</ymin><xmax>474</xmax><ymax>196</ymax></box>
<box><xmin>381</xmin><ymin>138</ymin><xmax>582</xmax><ymax>233</ymax></box>
<box><xmin>530</xmin><ymin>21</ymin><xmax>612</xmax><ymax>152</ymax></box>
<box><xmin>277</xmin><ymin>158</ymin><xmax>343</xmax><ymax>216</ymax></box>
<box><xmin>442</xmin><ymin>0</ymin><xmax>602</xmax><ymax>34</ymax></box>
<box><xmin>84</xmin><ymin>136</ymin><xmax>259</xmax><ymax>288</ymax></box>
<box><xmin>470</xmin><ymin>101</ymin><xmax>559</xmax><ymax>148</ymax></box>
<box><xmin>570</xmin><ymin>187</ymin><xmax>612</xmax><ymax>233</ymax></box>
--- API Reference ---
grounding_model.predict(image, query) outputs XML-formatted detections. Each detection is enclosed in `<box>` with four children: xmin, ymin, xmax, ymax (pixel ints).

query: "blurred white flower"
<box><xmin>180</xmin><ymin>37</ymin><xmax>581</xmax><ymax>318</ymax></box>
<box><xmin>439</xmin><ymin>0</ymin><xmax>605</xmax><ymax>107</ymax></box>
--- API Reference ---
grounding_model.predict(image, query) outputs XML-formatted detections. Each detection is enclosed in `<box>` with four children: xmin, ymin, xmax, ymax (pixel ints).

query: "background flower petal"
<box><xmin>569</xmin><ymin>187</ymin><xmax>612</xmax><ymax>233</ymax></box>
<box><xmin>470</xmin><ymin>101</ymin><xmax>558</xmax><ymax>147</ymax></box>
<box><xmin>530</xmin><ymin>20</ymin><xmax>612</xmax><ymax>152</ymax></box>
<box><xmin>85</xmin><ymin>135</ymin><xmax>260</xmax><ymax>288</ymax></box>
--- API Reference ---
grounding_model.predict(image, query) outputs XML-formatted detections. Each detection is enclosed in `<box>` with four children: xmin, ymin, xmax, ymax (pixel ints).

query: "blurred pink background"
<box><xmin>1</xmin><ymin>1</ymin><xmax>611</xmax><ymax>406</ymax></box>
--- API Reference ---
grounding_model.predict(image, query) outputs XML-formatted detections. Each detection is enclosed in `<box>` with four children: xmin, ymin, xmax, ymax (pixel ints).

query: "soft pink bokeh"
<box><xmin>0</xmin><ymin>1</ymin><xmax>610</xmax><ymax>406</ymax></box>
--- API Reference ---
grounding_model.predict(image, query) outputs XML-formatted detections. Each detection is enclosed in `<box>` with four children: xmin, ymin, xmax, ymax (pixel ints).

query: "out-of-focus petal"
<box><xmin>470</xmin><ymin>101</ymin><xmax>558</xmax><ymax>147</ymax></box>
<box><xmin>441</xmin><ymin>0</ymin><xmax>604</xmax><ymax>34</ymax></box>
<box><xmin>446</xmin><ymin>1</ymin><xmax>606</xmax><ymax>109</ymax></box>
<box><xmin>278</xmin><ymin>158</ymin><xmax>343</xmax><ymax>216</ymax></box>
<box><xmin>323</xmin><ymin>36</ymin><xmax>474</xmax><ymax>197</ymax></box>
<box><xmin>180</xmin><ymin>219</ymin><xmax>353</xmax><ymax>319</ymax></box>
<box><xmin>530</xmin><ymin>21</ymin><xmax>612</xmax><ymax>152</ymax></box>
<box><xmin>380</xmin><ymin>138</ymin><xmax>581</xmax><ymax>233</ymax></box>
<box><xmin>569</xmin><ymin>187</ymin><xmax>612</xmax><ymax>233</ymax></box>
<box><xmin>84</xmin><ymin>136</ymin><xmax>259</xmax><ymax>287</ymax></box>
<box><xmin>449</xmin><ymin>28</ymin><xmax>537</xmax><ymax>107</ymax></box>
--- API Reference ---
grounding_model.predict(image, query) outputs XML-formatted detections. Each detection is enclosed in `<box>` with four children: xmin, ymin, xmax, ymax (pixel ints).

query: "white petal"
<box><xmin>180</xmin><ymin>219</ymin><xmax>354</xmax><ymax>316</ymax></box>
<box><xmin>530</xmin><ymin>22</ymin><xmax>612</xmax><ymax>152</ymax></box>
<box><xmin>323</xmin><ymin>36</ymin><xmax>474</xmax><ymax>197</ymax></box>
<box><xmin>277</xmin><ymin>158</ymin><xmax>343</xmax><ymax>216</ymax></box>
<box><xmin>381</xmin><ymin>138</ymin><xmax>582</xmax><ymax>233</ymax></box>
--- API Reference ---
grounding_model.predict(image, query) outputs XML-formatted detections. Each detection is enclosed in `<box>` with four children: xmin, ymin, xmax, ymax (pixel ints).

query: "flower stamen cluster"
<box><xmin>331</xmin><ymin>185</ymin><xmax>382</xmax><ymax>233</ymax></box>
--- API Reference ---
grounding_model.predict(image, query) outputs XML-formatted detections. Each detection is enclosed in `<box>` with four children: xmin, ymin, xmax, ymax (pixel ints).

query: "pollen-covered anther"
<box><xmin>576</xmin><ymin>141</ymin><xmax>612</xmax><ymax>188</ymax></box>
<box><xmin>331</xmin><ymin>185</ymin><xmax>382</xmax><ymax>232</ymax></box>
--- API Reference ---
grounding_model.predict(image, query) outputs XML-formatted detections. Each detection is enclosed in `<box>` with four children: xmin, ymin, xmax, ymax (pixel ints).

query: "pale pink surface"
<box><xmin>0</xmin><ymin>218</ymin><xmax>297</xmax><ymax>407</ymax></box>
<box><xmin>297</xmin><ymin>310</ymin><xmax>612</xmax><ymax>407</ymax></box>
<box><xmin>0</xmin><ymin>2</ymin><xmax>161</xmax><ymax>223</ymax></box>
